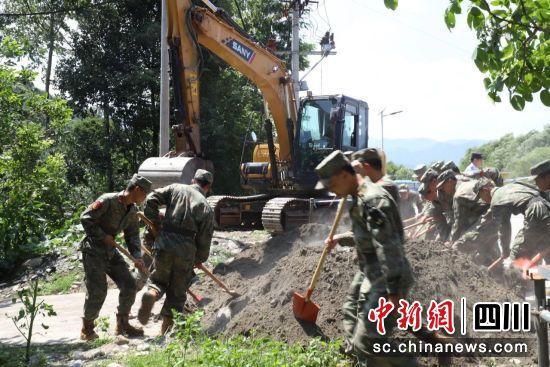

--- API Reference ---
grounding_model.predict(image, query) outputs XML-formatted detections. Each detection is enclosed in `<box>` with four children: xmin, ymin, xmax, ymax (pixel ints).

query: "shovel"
<box><xmin>293</xmin><ymin>197</ymin><xmax>346</xmax><ymax>323</ymax></box>
<box><xmin>197</xmin><ymin>263</ymin><xmax>241</xmax><ymax>297</ymax></box>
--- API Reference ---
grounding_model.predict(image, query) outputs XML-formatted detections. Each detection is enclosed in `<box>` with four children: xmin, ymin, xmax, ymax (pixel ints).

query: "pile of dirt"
<box><xmin>193</xmin><ymin>223</ymin><xmax>530</xmax><ymax>346</ymax></box>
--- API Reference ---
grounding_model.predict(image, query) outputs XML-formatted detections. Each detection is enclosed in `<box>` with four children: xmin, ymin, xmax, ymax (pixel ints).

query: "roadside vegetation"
<box><xmin>121</xmin><ymin>311</ymin><xmax>349</xmax><ymax>367</ymax></box>
<box><xmin>460</xmin><ymin>125</ymin><xmax>550</xmax><ymax>176</ymax></box>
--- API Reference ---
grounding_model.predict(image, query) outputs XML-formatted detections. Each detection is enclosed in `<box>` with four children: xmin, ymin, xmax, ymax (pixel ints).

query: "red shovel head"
<box><xmin>292</xmin><ymin>290</ymin><xmax>320</xmax><ymax>323</ymax></box>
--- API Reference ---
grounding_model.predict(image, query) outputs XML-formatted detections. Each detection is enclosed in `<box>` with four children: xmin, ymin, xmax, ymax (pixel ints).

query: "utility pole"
<box><xmin>379</xmin><ymin>109</ymin><xmax>403</xmax><ymax>150</ymax></box>
<box><xmin>159</xmin><ymin>0</ymin><xmax>170</xmax><ymax>157</ymax></box>
<box><xmin>291</xmin><ymin>0</ymin><xmax>300</xmax><ymax>111</ymax></box>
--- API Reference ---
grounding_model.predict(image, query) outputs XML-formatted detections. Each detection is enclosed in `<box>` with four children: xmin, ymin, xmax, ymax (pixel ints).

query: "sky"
<box><xmin>300</xmin><ymin>0</ymin><xmax>549</xmax><ymax>142</ymax></box>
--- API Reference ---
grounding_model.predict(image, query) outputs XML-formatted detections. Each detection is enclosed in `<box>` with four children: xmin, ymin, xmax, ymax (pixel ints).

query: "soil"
<box><xmin>191</xmin><ymin>223</ymin><xmax>538</xmax><ymax>366</ymax></box>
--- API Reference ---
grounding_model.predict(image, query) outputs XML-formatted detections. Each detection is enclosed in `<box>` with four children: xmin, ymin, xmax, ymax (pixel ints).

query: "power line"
<box><xmin>0</xmin><ymin>0</ymin><xmax>116</xmax><ymax>17</ymax></box>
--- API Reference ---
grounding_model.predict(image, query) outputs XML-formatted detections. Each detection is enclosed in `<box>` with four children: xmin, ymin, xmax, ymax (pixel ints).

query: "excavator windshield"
<box><xmin>298</xmin><ymin>98</ymin><xmax>336</xmax><ymax>151</ymax></box>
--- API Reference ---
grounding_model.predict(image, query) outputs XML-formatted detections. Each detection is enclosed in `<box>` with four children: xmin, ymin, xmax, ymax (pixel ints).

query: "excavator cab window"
<box><xmin>342</xmin><ymin>105</ymin><xmax>358</xmax><ymax>150</ymax></box>
<box><xmin>299</xmin><ymin>99</ymin><xmax>336</xmax><ymax>151</ymax></box>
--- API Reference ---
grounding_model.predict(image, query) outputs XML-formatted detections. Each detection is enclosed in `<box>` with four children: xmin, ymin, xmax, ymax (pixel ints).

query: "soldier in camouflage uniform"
<box><xmin>317</xmin><ymin>150</ymin><xmax>417</xmax><ymax>367</ymax></box>
<box><xmin>351</xmin><ymin>148</ymin><xmax>400</xmax><ymax>204</ymax></box>
<box><xmin>484</xmin><ymin>161</ymin><xmax>550</xmax><ymax>262</ymax></box>
<box><xmin>79</xmin><ymin>174</ymin><xmax>151</xmax><ymax>341</ymax></box>
<box><xmin>418</xmin><ymin>169</ymin><xmax>450</xmax><ymax>241</ymax></box>
<box><xmin>398</xmin><ymin>184</ymin><xmax>422</xmax><ymax>221</ymax></box>
<box><xmin>412</xmin><ymin>164</ymin><xmax>427</xmax><ymax>182</ymax></box>
<box><xmin>138</xmin><ymin>169</ymin><xmax>214</xmax><ymax>335</ymax></box>
<box><xmin>450</xmin><ymin>178</ymin><xmax>499</xmax><ymax>265</ymax></box>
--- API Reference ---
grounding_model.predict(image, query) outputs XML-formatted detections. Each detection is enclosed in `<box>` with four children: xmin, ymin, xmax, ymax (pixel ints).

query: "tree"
<box><xmin>387</xmin><ymin>161</ymin><xmax>414</xmax><ymax>180</ymax></box>
<box><xmin>460</xmin><ymin>125</ymin><xmax>550</xmax><ymax>176</ymax></box>
<box><xmin>0</xmin><ymin>38</ymin><xmax>72</xmax><ymax>271</ymax></box>
<box><xmin>384</xmin><ymin>0</ymin><xmax>549</xmax><ymax>111</ymax></box>
<box><xmin>0</xmin><ymin>0</ymin><xmax>80</xmax><ymax>97</ymax></box>
<box><xmin>56</xmin><ymin>0</ymin><xmax>161</xmax><ymax>192</ymax></box>
<box><xmin>56</xmin><ymin>0</ymin><xmax>312</xmax><ymax>194</ymax></box>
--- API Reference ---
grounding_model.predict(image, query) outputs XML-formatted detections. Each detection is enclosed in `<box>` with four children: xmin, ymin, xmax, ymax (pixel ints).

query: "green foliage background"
<box><xmin>460</xmin><ymin>124</ymin><xmax>550</xmax><ymax>177</ymax></box>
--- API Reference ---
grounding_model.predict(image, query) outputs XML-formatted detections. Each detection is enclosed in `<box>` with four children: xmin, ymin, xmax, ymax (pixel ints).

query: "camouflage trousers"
<box><xmin>342</xmin><ymin>271</ymin><xmax>418</xmax><ymax>367</ymax></box>
<box><xmin>82</xmin><ymin>251</ymin><xmax>137</xmax><ymax>320</ymax></box>
<box><xmin>147</xmin><ymin>250</ymin><xmax>194</xmax><ymax>317</ymax></box>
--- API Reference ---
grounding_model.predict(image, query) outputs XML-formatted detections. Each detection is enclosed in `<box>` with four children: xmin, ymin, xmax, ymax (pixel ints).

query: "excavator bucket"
<box><xmin>138</xmin><ymin>156</ymin><xmax>213</xmax><ymax>189</ymax></box>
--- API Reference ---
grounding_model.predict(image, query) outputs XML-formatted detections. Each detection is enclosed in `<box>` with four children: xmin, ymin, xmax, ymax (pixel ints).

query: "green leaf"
<box><xmin>510</xmin><ymin>95</ymin><xmax>525</xmax><ymax>111</ymax></box>
<box><xmin>467</xmin><ymin>7</ymin><xmax>485</xmax><ymax>29</ymax></box>
<box><xmin>450</xmin><ymin>0</ymin><xmax>462</xmax><ymax>14</ymax></box>
<box><xmin>501</xmin><ymin>43</ymin><xmax>514</xmax><ymax>61</ymax></box>
<box><xmin>384</xmin><ymin>0</ymin><xmax>398</xmax><ymax>10</ymax></box>
<box><xmin>541</xmin><ymin>90</ymin><xmax>550</xmax><ymax>107</ymax></box>
<box><xmin>444</xmin><ymin>9</ymin><xmax>456</xmax><ymax>29</ymax></box>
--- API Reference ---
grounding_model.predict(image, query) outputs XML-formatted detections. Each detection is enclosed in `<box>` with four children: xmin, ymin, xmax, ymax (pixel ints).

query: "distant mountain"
<box><xmin>368</xmin><ymin>138</ymin><xmax>488</xmax><ymax>168</ymax></box>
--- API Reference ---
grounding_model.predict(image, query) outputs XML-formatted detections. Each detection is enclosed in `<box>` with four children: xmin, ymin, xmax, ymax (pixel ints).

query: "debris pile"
<box><xmin>193</xmin><ymin>224</ymin><xmax>527</xmax><ymax>343</ymax></box>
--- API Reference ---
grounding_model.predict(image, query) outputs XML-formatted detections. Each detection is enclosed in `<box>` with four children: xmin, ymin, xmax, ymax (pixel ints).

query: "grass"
<box><xmin>38</xmin><ymin>269</ymin><xmax>82</xmax><ymax>295</ymax></box>
<box><xmin>117</xmin><ymin>311</ymin><xmax>350</xmax><ymax>367</ymax></box>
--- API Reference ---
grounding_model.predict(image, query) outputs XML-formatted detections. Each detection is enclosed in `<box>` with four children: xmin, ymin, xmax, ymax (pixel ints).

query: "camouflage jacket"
<box><xmin>423</xmin><ymin>199</ymin><xmax>451</xmax><ymax>241</ymax></box>
<box><xmin>450</xmin><ymin>180</ymin><xmax>489</xmax><ymax>242</ymax></box>
<box><xmin>80</xmin><ymin>192</ymin><xmax>141</xmax><ymax>259</ymax></box>
<box><xmin>378</xmin><ymin>175</ymin><xmax>400</xmax><ymax>205</ymax></box>
<box><xmin>398</xmin><ymin>191</ymin><xmax>422</xmax><ymax>220</ymax></box>
<box><xmin>144</xmin><ymin>183</ymin><xmax>214</xmax><ymax>263</ymax></box>
<box><xmin>490</xmin><ymin>182</ymin><xmax>544</xmax><ymax>253</ymax></box>
<box><xmin>340</xmin><ymin>180</ymin><xmax>413</xmax><ymax>294</ymax></box>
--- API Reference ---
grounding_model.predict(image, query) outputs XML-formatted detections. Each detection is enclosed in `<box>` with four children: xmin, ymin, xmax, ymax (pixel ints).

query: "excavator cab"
<box><xmin>294</xmin><ymin>94</ymin><xmax>369</xmax><ymax>190</ymax></box>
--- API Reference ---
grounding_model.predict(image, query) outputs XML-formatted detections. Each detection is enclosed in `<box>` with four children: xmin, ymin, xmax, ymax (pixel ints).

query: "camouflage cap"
<box><xmin>530</xmin><ymin>159</ymin><xmax>550</xmax><ymax>178</ymax></box>
<box><xmin>398</xmin><ymin>183</ymin><xmax>409</xmax><ymax>192</ymax></box>
<box><xmin>472</xmin><ymin>177</ymin><xmax>495</xmax><ymax>199</ymax></box>
<box><xmin>484</xmin><ymin>167</ymin><xmax>503</xmax><ymax>187</ymax></box>
<box><xmin>413</xmin><ymin>164</ymin><xmax>427</xmax><ymax>175</ymax></box>
<box><xmin>194</xmin><ymin>169</ymin><xmax>214</xmax><ymax>184</ymax></box>
<box><xmin>351</xmin><ymin>148</ymin><xmax>381</xmax><ymax>163</ymax></box>
<box><xmin>436</xmin><ymin>169</ymin><xmax>457</xmax><ymax>189</ymax></box>
<box><xmin>129</xmin><ymin>174</ymin><xmax>152</xmax><ymax>193</ymax></box>
<box><xmin>420</xmin><ymin>168</ymin><xmax>439</xmax><ymax>185</ymax></box>
<box><xmin>430</xmin><ymin>160</ymin><xmax>445</xmax><ymax>173</ymax></box>
<box><xmin>343</xmin><ymin>151</ymin><xmax>354</xmax><ymax>160</ymax></box>
<box><xmin>413</xmin><ymin>164</ymin><xmax>427</xmax><ymax>180</ymax></box>
<box><xmin>315</xmin><ymin>150</ymin><xmax>350</xmax><ymax>189</ymax></box>
<box><xmin>442</xmin><ymin>161</ymin><xmax>460</xmax><ymax>174</ymax></box>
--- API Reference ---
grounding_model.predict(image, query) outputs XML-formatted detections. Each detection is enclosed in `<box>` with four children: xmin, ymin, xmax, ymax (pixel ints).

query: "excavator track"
<box><xmin>261</xmin><ymin>197</ymin><xmax>311</xmax><ymax>234</ymax></box>
<box><xmin>207</xmin><ymin>194</ymin><xmax>270</xmax><ymax>229</ymax></box>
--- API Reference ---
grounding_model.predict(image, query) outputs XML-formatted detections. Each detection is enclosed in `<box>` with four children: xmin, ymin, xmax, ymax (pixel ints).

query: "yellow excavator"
<box><xmin>138</xmin><ymin>0</ymin><xmax>369</xmax><ymax>233</ymax></box>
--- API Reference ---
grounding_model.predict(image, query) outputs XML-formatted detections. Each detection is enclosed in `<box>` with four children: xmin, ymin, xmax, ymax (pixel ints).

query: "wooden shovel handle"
<box><xmin>487</xmin><ymin>256</ymin><xmax>505</xmax><ymax>271</ymax></box>
<box><xmin>137</xmin><ymin>212</ymin><xmax>158</xmax><ymax>236</ymax></box>
<box><xmin>111</xmin><ymin>241</ymin><xmax>150</xmax><ymax>276</ymax></box>
<box><xmin>306</xmin><ymin>197</ymin><xmax>346</xmax><ymax>301</ymax></box>
<box><xmin>197</xmin><ymin>263</ymin><xmax>234</xmax><ymax>294</ymax></box>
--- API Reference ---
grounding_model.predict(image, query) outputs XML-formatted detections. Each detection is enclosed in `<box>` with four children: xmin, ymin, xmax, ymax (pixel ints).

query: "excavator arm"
<box><xmin>166</xmin><ymin>0</ymin><xmax>298</xmax><ymax>162</ymax></box>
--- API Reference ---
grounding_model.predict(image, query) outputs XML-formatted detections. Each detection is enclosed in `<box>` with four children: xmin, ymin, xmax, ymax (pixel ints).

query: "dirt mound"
<box><xmin>193</xmin><ymin>224</ymin><xmax>527</xmax><ymax>344</ymax></box>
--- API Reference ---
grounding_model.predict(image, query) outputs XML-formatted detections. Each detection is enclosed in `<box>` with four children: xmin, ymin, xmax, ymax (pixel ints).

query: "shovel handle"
<box><xmin>306</xmin><ymin>197</ymin><xmax>346</xmax><ymax>301</ymax></box>
<box><xmin>137</xmin><ymin>212</ymin><xmax>158</xmax><ymax>236</ymax></box>
<box><xmin>112</xmin><ymin>240</ymin><xmax>150</xmax><ymax>276</ymax></box>
<box><xmin>487</xmin><ymin>256</ymin><xmax>505</xmax><ymax>272</ymax></box>
<box><xmin>527</xmin><ymin>247</ymin><xmax>550</xmax><ymax>269</ymax></box>
<box><xmin>198</xmin><ymin>263</ymin><xmax>235</xmax><ymax>295</ymax></box>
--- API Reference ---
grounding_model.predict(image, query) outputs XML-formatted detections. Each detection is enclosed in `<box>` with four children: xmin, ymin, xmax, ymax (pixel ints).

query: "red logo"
<box><xmin>397</xmin><ymin>300</ymin><xmax>423</xmax><ymax>332</ymax></box>
<box><xmin>368</xmin><ymin>297</ymin><xmax>395</xmax><ymax>335</ymax></box>
<box><xmin>427</xmin><ymin>300</ymin><xmax>455</xmax><ymax>334</ymax></box>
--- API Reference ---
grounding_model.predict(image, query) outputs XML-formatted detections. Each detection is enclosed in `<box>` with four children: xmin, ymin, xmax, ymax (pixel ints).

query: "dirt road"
<box><xmin>0</xmin><ymin>289</ymin><xmax>163</xmax><ymax>345</ymax></box>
